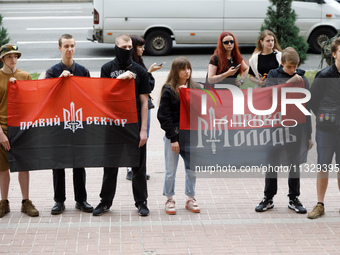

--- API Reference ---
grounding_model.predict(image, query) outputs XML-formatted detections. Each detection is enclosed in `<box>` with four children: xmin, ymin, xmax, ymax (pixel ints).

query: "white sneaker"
<box><xmin>165</xmin><ymin>199</ymin><xmax>176</xmax><ymax>215</ymax></box>
<box><xmin>185</xmin><ymin>198</ymin><xmax>200</xmax><ymax>213</ymax></box>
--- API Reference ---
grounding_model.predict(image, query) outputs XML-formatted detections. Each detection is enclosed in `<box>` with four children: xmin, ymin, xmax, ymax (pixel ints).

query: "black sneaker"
<box><xmin>255</xmin><ymin>197</ymin><xmax>274</xmax><ymax>212</ymax></box>
<box><xmin>137</xmin><ymin>202</ymin><xmax>149</xmax><ymax>216</ymax></box>
<box><xmin>288</xmin><ymin>197</ymin><xmax>307</xmax><ymax>214</ymax></box>
<box><xmin>126</xmin><ymin>168</ymin><xmax>132</xmax><ymax>180</ymax></box>
<box><xmin>93</xmin><ymin>203</ymin><xmax>109</xmax><ymax>216</ymax></box>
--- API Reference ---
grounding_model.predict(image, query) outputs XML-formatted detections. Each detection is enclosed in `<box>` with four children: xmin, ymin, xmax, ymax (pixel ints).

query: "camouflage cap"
<box><xmin>0</xmin><ymin>43</ymin><xmax>21</xmax><ymax>59</ymax></box>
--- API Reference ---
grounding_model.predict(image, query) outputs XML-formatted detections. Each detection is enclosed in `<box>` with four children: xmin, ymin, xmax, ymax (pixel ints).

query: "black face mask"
<box><xmin>114</xmin><ymin>45</ymin><xmax>133</xmax><ymax>69</ymax></box>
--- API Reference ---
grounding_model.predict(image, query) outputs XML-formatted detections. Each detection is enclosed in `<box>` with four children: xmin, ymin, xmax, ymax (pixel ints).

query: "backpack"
<box><xmin>320</xmin><ymin>33</ymin><xmax>340</xmax><ymax>68</ymax></box>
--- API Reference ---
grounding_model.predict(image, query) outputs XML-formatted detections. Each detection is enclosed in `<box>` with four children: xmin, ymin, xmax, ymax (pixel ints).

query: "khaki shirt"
<box><xmin>0</xmin><ymin>69</ymin><xmax>32</xmax><ymax>131</ymax></box>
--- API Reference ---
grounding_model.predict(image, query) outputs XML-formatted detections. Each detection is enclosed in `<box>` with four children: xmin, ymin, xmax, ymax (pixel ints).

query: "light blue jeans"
<box><xmin>163</xmin><ymin>136</ymin><xmax>196</xmax><ymax>197</ymax></box>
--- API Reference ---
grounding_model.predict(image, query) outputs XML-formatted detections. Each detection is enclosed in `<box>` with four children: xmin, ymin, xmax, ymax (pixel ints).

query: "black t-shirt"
<box><xmin>249</xmin><ymin>52</ymin><xmax>279</xmax><ymax>77</ymax></box>
<box><xmin>100</xmin><ymin>60</ymin><xmax>151</xmax><ymax>114</ymax></box>
<box><xmin>45</xmin><ymin>61</ymin><xmax>90</xmax><ymax>78</ymax></box>
<box><xmin>209</xmin><ymin>55</ymin><xmax>240</xmax><ymax>85</ymax></box>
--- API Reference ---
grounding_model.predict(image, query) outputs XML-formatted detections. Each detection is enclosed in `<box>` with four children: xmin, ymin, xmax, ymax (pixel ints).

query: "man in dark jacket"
<box><xmin>45</xmin><ymin>34</ymin><xmax>93</xmax><ymax>215</ymax></box>
<box><xmin>255</xmin><ymin>47</ymin><xmax>313</xmax><ymax>214</ymax></box>
<box><xmin>308</xmin><ymin>37</ymin><xmax>340</xmax><ymax>219</ymax></box>
<box><xmin>93</xmin><ymin>34</ymin><xmax>151</xmax><ymax>217</ymax></box>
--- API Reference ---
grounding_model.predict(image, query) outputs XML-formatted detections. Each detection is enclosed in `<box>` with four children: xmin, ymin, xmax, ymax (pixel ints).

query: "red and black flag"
<box><xmin>179</xmin><ymin>82</ymin><xmax>311</xmax><ymax>176</ymax></box>
<box><xmin>7</xmin><ymin>76</ymin><xmax>140</xmax><ymax>172</ymax></box>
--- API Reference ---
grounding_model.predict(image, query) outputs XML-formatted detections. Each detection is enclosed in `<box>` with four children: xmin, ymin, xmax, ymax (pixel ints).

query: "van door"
<box><xmin>292</xmin><ymin>0</ymin><xmax>322</xmax><ymax>37</ymax></box>
<box><xmin>224</xmin><ymin>0</ymin><xmax>268</xmax><ymax>45</ymax></box>
<box><xmin>302</xmin><ymin>0</ymin><xmax>339</xmax><ymax>53</ymax></box>
<box><xmin>224</xmin><ymin>0</ymin><xmax>322</xmax><ymax>47</ymax></box>
<box><xmin>158</xmin><ymin>0</ymin><xmax>225</xmax><ymax>44</ymax></box>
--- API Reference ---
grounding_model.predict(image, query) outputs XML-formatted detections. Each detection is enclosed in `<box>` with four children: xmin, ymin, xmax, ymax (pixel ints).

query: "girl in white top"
<box><xmin>249</xmin><ymin>30</ymin><xmax>282</xmax><ymax>88</ymax></box>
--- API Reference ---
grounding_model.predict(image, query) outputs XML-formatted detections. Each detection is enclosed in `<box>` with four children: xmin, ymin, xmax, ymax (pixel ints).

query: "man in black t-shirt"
<box><xmin>45</xmin><ymin>34</ymin><xmax>93</xmax><ymax>215</ymax></box>
<box><xmin>93</xmin><ymin>34</ymin><xmax>151</xmax><ymax>216</ymax></box>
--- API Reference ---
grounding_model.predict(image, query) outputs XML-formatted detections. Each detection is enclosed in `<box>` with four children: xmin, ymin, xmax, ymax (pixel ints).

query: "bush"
<box><xmin>0</xmin><ymin>14</ymin><xmax>10</xmax><ymax>68</ymax></box>
<box><xmin>261</xmin><ymin>0</ymin><xmax>309</xmax><ymax>65</ymax></box>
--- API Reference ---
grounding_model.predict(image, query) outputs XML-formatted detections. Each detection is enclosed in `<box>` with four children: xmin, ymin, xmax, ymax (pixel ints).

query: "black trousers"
<box><xmin>99</xmin><ymin>143</ymin><xmax>148</xmax><ymax>208</ymax></box>
<box><xmin>53</xmin><ymin>168</ymin><xmax>87</xmax><ymax>203</ymax></box>
<box><xmin>264</xmin><ymin>164</ymin><xmax>300</xmax><ymax>200</ymax></box>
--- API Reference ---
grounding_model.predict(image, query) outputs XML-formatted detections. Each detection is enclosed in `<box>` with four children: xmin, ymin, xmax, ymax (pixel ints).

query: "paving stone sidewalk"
<box><xmin>1</xmin><ymin>71</ymin><xmax>340</xmax><ymax>255</ymax></box>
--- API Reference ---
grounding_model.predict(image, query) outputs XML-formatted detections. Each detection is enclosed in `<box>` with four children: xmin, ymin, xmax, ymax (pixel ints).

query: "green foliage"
<box><xmin>30</xmin><ymin>73</ymin><xmax>41</xmax><ymax>80</ymax></box>
<box><xmin>242</xmin><ymin>70</ymin><xmax>317</xmax><ymax>89</ymax></box>
<box><xmin>304</xmin><ymin>70</ymin><xmax>318</xmax><ymax>88</ymax></box>
<box><xmin>261</xmin><ymin>0</ymin><xmax>309</xmax><ymax>65</ymax></box>
<box><xmin>0</xmin><ymin>14</ymin><xmax>10</xmax><ymax>69</ymax></box>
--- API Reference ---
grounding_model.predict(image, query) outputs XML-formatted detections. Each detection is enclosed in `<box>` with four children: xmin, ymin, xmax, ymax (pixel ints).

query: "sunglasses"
<box><xmin>223</xmin><ymin>40</ymin><xmax>234</xmax><ymax>45</ymax></box>
<box><xmin>0</xmin><ymin>45</ymin><xmax>18</xmax><ymax>54</ymax></box>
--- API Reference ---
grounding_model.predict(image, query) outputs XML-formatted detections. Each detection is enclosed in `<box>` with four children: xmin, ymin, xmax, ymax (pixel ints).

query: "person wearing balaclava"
<box><xmin>94</xmin><ymin>34</ymin><xmax>151</xmax><ymax>217</ymax></box>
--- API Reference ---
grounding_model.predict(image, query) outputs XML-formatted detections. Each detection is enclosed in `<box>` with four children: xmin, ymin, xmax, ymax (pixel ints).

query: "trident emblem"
<box><xmin>206</xmin><ymin>107</ymin><xmax>221</xmax><ymax>154</ymax></box>
<box><xmin>197</xmin><ymin>107</ymin><xmax>228</xmax><ymax>154</ymax></box>
<box><xmin>63</xmin><ymin>102</ymin><xmax>83</xmax><ymax>133</ymax></box>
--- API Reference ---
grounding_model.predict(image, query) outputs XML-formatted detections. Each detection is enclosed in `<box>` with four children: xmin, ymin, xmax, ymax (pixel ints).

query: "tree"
<box><xmin>261</xmin><ymin>0</ymin><xmax>308</xmax><ymax>65</ymax></box>
<box><xmin>0</xmin><ymin>14</ymin><xmax>10</xmax><ymax>68</ymax></box>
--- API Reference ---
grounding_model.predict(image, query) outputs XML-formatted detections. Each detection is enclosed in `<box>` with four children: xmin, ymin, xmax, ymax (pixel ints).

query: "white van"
<box><xmin>87</xmin><ymin>0</ymin><xmax>340</xmax><ymax>55</ymax></box>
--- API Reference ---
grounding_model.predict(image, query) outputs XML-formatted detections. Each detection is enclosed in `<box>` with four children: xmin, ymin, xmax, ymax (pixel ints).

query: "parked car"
<box><xmin>87</xmin><ymin>0</ymin><xmax>340</xmax><ymax>55</ymax></box>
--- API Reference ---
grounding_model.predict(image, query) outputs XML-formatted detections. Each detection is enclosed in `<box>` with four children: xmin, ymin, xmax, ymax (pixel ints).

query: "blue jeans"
<box><xmin>316</xmin><ymin>129</ymin><xmax>340</xmax><ymax>168</ymax></box>
<box><xmin>163</xmin><ymin>136</ymin><xmax>196</xmax><ymax>197</ymax></box>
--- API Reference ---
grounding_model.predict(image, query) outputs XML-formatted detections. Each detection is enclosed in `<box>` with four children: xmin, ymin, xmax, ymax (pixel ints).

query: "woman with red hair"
<box><xmin>207</xmin><ymin>31</ymin><xmax>248</xmax><ymax>87</ymax></box>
